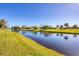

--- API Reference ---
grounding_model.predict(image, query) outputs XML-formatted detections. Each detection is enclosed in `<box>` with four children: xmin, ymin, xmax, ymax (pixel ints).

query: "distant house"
<box><xmin>0</xmin><ymin>19</ymin><xmax>8</xmax><ymax>29</ymax></box>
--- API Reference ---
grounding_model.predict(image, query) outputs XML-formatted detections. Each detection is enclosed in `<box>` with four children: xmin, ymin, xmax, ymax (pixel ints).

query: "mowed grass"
<box><xmin>0</xmin><ymin>29</ymin><xmax>62</xmax><ymax>56</ymax></box>
<box><xmin>43</xmin><ymin>29</ymin><xmax>79</xmax><ymax>34</ymax></box>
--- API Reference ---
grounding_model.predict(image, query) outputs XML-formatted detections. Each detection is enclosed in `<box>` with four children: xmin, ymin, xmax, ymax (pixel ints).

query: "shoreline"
<box><xmin>43</xmin><ymin>29</ymin><xmax>79</xmax><ymax>34</ymax></box>
<box><xmin>27</xmin><ymin>29</ymin><xmax>79</xmax><ymax>34</ymax></box>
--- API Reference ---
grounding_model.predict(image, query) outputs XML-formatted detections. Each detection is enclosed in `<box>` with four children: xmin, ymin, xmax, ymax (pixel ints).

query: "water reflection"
<box><xmin>20</xmin><ymin>31</ymin><xmax>79</xmax><ymax>55</ymax></box>
<box><xmin>73</xmin><ymin>34</ymin><xmax>77</xmax><ymax>38</ymax></box>
<box><xmin>64</xmin><ymin>36</ymin><xmax>68</xmax><ymax>40</ymax></box>
<box><xmin>43</xmin><ymin>32</ymin><xmax>51</xmax><ymax>37</ymax></box>
<box><xmin>56</xmin><ymin>33</ymin><xmax>63</xmax><ymax>36</ymax></box>
<box><xmin>12</xmin><ymin>30</ymin><xmax>20</xmax><ymax>33</ymax></box>
<box><xmin>56</xmin><ymin>33</ymin><xmax>59</xmax><ymax>36</ymax></box>
<box><xmin>21</xmin><ymin>30</ymin><xmax>26</xmax><ymax>34</ymax></box>
<box><xmin>60</xmin><ymin>34</ymin><xmax>63</xmax><ymax>36</ymax></box>
<box><xmin>40</xmin><ymin>32</ymin><xmax>43</xmax><ymax>35</ymax></box>
<box><xmin>32</xmin><ymin>32</ymin><xmax>38</xmax><ymax>35</ymax></box>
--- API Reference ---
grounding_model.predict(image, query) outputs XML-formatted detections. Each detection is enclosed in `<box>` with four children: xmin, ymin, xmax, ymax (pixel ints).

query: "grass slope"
<box><xmin>0</xmin><ymin>30</ymin><xmax>62</xmax><ymax>56</ymax></box>
<box><xmin>42</xmin><ymin>29</ymin><xmax>79</xmax><ymax>34</ymax></box>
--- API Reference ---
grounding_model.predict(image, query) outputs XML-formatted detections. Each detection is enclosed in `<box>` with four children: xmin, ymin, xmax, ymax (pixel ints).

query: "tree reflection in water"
<box><xmin>22</xmin><ymin>31</ymin><xmax>26</xmax><ymax>34</ymax></box>
<box><xmin>32</xmin><ymin>32</ymin><xmax>37</xmax><ymax>35</ymax></box>
<box><xmin>73</xmin><ymin>34</ymin><xmax>77</xmax><ymax>38</ymax></box>
<box><xmin>40</xmin><ymin>32</ymin><xmax>43</xmax><ymax>35</ymax></box>
<box><xmin>60</xmin><ymin>34</ymin><xmax>63</xmax><ymax>36</ymax></box>
<box><xmin>56</xmin><ymin>33</ymin><xmax>59</xmax><ymax>36</ymax></box>
<box><xmin>64</xmin><ymin>36</ymin><xmax>68</xmax><ymax>40</ymax></box>
<box><xmin>43</xmin><ymin>32</ymin><xmax>51</xmax><ymax>37</ymax></box>
<box><xmin>13</xmin><ymin>30</ymin><xmax>20</xmax><ymax>33</ymax></box>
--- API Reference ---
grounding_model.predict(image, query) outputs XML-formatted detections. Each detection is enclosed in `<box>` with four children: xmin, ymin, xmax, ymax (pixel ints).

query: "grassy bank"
<box><xmin>30</xmin><ymin>29</ymin><xmax>79</xmax><ymax>34</ymax></box>
<box><xmin>0</xmin><ymin>29</ymin><xmax>62</xmax><ymax>56</ymax></box>
<box><xmin>43</xmin><ymin>29</ymin><xmax>79</xmax><ymax>34</ymax></box>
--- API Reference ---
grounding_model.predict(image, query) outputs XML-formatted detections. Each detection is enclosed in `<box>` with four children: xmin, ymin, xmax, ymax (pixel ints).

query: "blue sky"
<box><xmin>0</xmin><ymin>3</ymin><xmax>79</xmax><ymax>27</ymax></box>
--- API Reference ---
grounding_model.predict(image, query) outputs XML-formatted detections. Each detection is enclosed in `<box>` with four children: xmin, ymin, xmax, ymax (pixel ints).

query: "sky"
<box><xmin>0</xmin><ymin>3</ymin><xmax>79</xmax><ymax>27</ymax></box>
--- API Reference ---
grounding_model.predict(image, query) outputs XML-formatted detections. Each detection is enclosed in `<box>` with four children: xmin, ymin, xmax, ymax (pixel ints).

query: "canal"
<box><xmin>20</xmin><ymin>31</ymin><xmax>79</xmax><ymax>56</ymax></box>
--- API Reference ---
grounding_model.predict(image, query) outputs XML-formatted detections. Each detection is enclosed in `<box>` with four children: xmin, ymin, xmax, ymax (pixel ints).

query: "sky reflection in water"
<box><xmin>20</xmin><ymin>31</ymin><xmax>79</xmax><ymax>56</ymax></box>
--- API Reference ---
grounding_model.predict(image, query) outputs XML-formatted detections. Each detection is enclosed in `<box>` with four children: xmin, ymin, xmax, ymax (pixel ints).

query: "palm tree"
<box><xmin>64</xmin><ymin>23</ymin><xmax>69</xmax><ymax>29</ymax></box>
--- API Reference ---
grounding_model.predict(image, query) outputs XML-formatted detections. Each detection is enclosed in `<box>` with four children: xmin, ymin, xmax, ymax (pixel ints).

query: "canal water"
<box><xmin>20</xmin><ymin>31</ymin><xmax>79</xmax><ymax>56</ymax></box>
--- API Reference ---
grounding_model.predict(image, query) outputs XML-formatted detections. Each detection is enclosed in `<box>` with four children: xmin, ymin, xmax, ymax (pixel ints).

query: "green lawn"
<box><xmin>29</xmin><ymin>28</ymin><xmax>79</xmax><ymax>34</ymax></box>
<box><xmin>43</xmin><ymin>29</ymin><xmax>79</xmax><ymax>34</ymax></box>
<box><xmin>0</xmin><ymin>29</ymin><xmax>62</xmax><ymax>56</ymax></box>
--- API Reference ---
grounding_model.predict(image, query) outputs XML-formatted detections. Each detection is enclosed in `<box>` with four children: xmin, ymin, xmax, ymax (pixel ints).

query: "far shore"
<box><xmin>21</xmin><ymin>29</ymin><xmax>79</xmax><ymax>34</ymax></box>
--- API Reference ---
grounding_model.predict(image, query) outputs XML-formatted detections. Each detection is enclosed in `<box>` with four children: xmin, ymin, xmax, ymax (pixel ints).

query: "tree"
<box><xmin>0</xmin><ymin>19</ymin><xmax>8</xmax><ymax>29</ymax></box>
<box><xmin>72</xmin><ymin>24</ymin><xmax>78</xmax><ymax>29</ymax></box>
<box><xmin>60</xmin><ymin>25</ymin><xmax>63</xmax><ymax>29</ymax></box>
<box><xmin>42</xmin><ymin>25</ymin><xmax>52</xmax><ymax>29</ymax></box>
<box><xmin>40</xmin><ymin>24</ymin><xmax>43</xmax><ymax>29</ymax></box>
<box><xmin>64</xmin><ymin>23</ymin><xmax>69</xmax><ymax>29</ymax></box>
<box><xmin>33</xmin><ymin>26</ymin><xmax>38</xmax><ymax>29</ymax></box>
<box><xmin>32</xmin><ymin>26</ymin><xmax>39</xmax><ymax>30</ymax></box>
<box><xmin>56</xmin><ymin>25</ymin><xmax>59</xmax><ymax>28</ymax></box>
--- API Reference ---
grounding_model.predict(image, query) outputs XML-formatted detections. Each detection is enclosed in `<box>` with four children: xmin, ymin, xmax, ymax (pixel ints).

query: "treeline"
<box><xmin>56</xmin><ymin>23</ymin><xmax>79</xmax><ymax>29</ymax></box>
<box><xmin>11</xmin><ymin>23</ymin><xmax>79</xmax><ymax>31</ymax></box>
<box><xmin>0</xmin><ymin>19</ymin><xmax>78</xmax><ymax>30</ymax></box>
<box><xmin>11</xmin><ymin>25</ymin><xmax>53</xmax><ymax>31</ymax></box>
